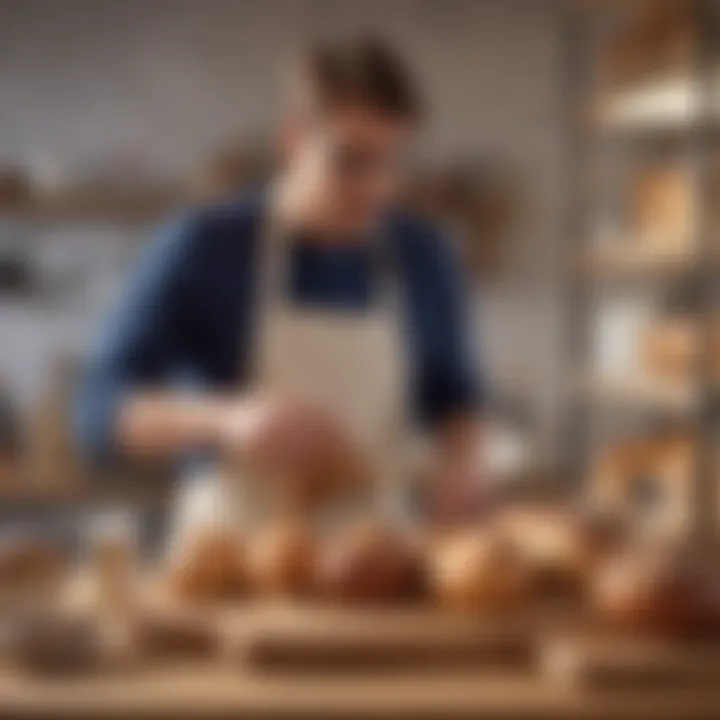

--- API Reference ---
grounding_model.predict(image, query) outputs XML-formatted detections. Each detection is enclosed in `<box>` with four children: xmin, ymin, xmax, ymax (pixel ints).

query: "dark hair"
<box><xmin>290</xmin><ymin>35</ymin><xmax>422</xmax><ymax>121</ymax></box>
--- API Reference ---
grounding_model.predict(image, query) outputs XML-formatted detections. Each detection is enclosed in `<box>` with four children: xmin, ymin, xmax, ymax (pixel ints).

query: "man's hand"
<box><xmin>426</xmin><ymin>414</ymin><xmax>489</xmax><ymax>524</ymax></box>
<box><xmin>426</xmin><ymin>466</ymin><xmax>492</xmax><ymax>524</ymax></box>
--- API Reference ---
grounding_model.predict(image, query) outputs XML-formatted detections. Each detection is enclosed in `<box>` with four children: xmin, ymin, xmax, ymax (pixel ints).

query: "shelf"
<box><xmin>578</xmin><ymin>244</ymin><xmax>696</xmax><ymax>281</ymax></box>
<box><xmin>567</xmin><ymin>2</ymin><xmax>720</xmax><ymax>537</ymax></box>
<box><xmin>595</xmin><ymin>74</ymin><xmax>720</xmax><ymax>134</ymax></box>
<box><xmin>577</xmin><ymin>373</ymin><xmax>698</xmax><ymax>416</ymax></box>
<box><xmin>0</xmin><ymin>187</ymin><xmax>185</xmax><ymax>226</ymax></box>
<box><xmin>569</xmin><ymin>0</ymin><xmax>629</xmax><ymax>11</ymax></box>
<box><xmin>0</xmin><ymin>468</ymin><xmax>174</xmax><ymax>508</ymax></box>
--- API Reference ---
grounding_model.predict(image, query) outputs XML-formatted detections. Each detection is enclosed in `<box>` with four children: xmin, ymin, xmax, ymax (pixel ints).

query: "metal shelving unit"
<box><xmin>564</xmin><ymin>0</ymin><xmax>720</xmax><ymax>540</ymax></box>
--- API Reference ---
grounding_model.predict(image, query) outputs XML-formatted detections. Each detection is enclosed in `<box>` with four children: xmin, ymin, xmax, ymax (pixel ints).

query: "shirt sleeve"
<box><xmin>405</xmin><ymin>224</ymin><xmax>483</xmax><ymax>429</ymax></box>
<box><xmin>74</xmin><ymin>213</ymin><xmax>202</xmax><ymax>464</ymax></box>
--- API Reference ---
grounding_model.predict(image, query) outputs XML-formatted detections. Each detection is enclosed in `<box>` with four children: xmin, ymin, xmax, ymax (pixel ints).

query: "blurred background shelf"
<box><xmin>566</xmin><ymin>0</ymin><xmax>720</xmax><ymax>538</ymax></box>
<box><xmin>0</xmin><ymin>468</ymin><xmax>174</xmax><ymax>509</ymax></box>
<box><xmin>0</xmin><ymin>189</ymin><xmax>185</xmax><ymax>227</ymax></box>
<box><xmin>594</xmin><ymin>74</ymin><xmax>720</xmax><ymax>134</ymax></box>
<box><xmin>577</xmin><ymin>244</ymin><xmax>697</xmax><ymax>281</ymax></box>
<box><xmin>576</xmin><ymin>373</ymin><xmax>698</xmax><ymax>417</ymax></box>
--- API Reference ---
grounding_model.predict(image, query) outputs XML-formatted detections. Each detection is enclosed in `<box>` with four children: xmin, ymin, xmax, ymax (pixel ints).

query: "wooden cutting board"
<box><xmin>542</xmin><ymin>633</ymin><xmax>720</xmax><ymax>688</ymax></box>
<box><xmin>64</xmin><ymin>572</ymin><xmax>600</xmax><ymax>674</ymax></box>
<box><xmin>52</xmin><ymin>572</ymin><xmax>540</xmax><ymax>673</ymax></box>
<box><xmin>228</xmin><ymin>603</ymin><xmax>538</xmax><ymax>673</ymax></box>
<box><xmin>228</xmin><ymin>600</ymin><xmax>595</xmax><ymax>674</ymax></box>
<box><xmin>4</xmin><ymin>574</ymin><xmax>720</xmax><ymax>717</ymax></box>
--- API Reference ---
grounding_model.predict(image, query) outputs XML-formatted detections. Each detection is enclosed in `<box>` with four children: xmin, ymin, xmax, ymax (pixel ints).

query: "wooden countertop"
<box><xmin>1</xmin><ymin>604</ymin><xmax>719</xmax><ymax>719</ymax></box>
<box><xmin>0</xmin><ymin>576</ymin><xmax>718</xmax><ymax>718</ymax></box>
<box><xmin>0</xmin><ymin>663</ymin><xmax>719</xmax><ymax>719</ymax></box>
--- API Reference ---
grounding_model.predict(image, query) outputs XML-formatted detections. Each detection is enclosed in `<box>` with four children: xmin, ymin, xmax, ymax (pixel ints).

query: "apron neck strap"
<box><xmin>259</xmin><ymin>185</ymin><xmax>398</xmax><ymax>313</ymax></box>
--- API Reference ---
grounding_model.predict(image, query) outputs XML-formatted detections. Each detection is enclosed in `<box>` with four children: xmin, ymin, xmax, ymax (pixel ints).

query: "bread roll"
<box><xmin>496</xmin><ymin>506</ymin><xmax>619</xmax><ymax>598</ymax></box>
<box><xmin>592</xmin><ymin>541</ymin><xmax>720</xmax><ymax>639</ymax></box>
<box><xmin>167</xmin><ymin>526</ymin><xmax>247</xmax><ymax>602</ymax></box>
<box><xmin>249</xmin><ymin>519</ymin><xmax>315</xmax><ymax>598</ymax></box>
<box><xmin>314</xmin><ymin>520</ymin><xmax>422</xmax><ymax>605</ymax></box>
<box><xmin>429</xmin><ymin>529</ymin><xmax>530</xmax><ymax>614</ymax></box>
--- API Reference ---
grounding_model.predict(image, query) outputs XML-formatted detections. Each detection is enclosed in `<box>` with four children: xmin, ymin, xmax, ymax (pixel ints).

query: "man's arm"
<box><xmin>404</xmin><ymin>221</ymin><xmax>485</xmax><ymax>517</ymax></box>
<box><xmin>74</xmin><ymin>208</ymin><xmax>362</xmax><ymax>497</ymax></box>
<box><xmin>113</xmin><ymin>393</ymin><xmax>232</xmax><ymax>458</ymax></box>
<box><xmin>430</xmin><ymin>240</ymin><xmax>482</xmax><ymax>469</ymax></box>
<box><xmin>74</xmin><ymin>214</ymin><xmax>229</xmax><ymax>462</ymax></box>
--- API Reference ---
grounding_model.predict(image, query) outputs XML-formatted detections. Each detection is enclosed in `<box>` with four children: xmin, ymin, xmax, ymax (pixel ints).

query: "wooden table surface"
<box><xmin>0</xmin><ymin>576</ymin><xmax>718</xmax><ymax>718</ymax></box>
<box><xmin>0</xmin><ymin>662</ymin><xmax>719</xmax><ymax>719</ymax></box>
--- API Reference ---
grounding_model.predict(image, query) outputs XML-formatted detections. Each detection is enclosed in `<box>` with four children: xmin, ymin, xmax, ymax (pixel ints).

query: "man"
<box><xmin>76</xmin><ymin>36</ymin><xmax>484</xmax><ymax>525</ymax></box>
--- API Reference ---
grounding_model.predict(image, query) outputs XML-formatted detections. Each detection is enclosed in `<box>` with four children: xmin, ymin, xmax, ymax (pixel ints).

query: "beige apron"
<box><xmin>172</xmin><ymin>203</ymin><xmax>408</xmax><ymax>535</ymax></box>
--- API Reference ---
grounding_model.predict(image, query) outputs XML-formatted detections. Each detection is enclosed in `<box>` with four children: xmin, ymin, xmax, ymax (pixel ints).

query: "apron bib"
<box><xmin>171</xmin><ymin>201</ymin><xmax>408</xmax><ymax>536</ymax></box>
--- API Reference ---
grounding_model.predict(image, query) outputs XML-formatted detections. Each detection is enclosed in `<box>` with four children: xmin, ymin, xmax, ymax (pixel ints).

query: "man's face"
<box><xmin>283</xmin><ymin>106</ymin><xmax>413</xmax><ymax>234</ymax></box>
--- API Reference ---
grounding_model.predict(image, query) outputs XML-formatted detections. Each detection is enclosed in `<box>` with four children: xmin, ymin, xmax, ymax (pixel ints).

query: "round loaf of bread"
<box><xmin>429</xmin><ymin>528</ymin><xmax>531</xmax><ymax>614</ymax></box>
<box><xmin>314</xmin><ymin>520</ymin><xmax>422</xmax><ymax>604</ymax></box>
<box><xmin>591</xmin><ymin>543</ymin><xmax>709</xmax><ymax>638</ymax></box>
<box><xmin>249</xmin><ymin>519</ymin><xmax>315</xmax><ymax>598</ymax></box>
<box><xmin>497</xmin><ymin>506</ymin><xmax>623</xmax><ymax>598</ymax></box>
<box><xmin>167</xmin><ymin>525</ymin><xmax>247</xmax><ymax>602</ymax></box>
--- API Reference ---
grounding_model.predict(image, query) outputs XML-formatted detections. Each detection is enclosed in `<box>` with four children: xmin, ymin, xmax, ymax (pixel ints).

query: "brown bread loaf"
<box><xmin>249</xmin><ymin>519</ymin><xmax>315</xmax><ymax>598</ymax></box>
<box><xmin>167</xmin><ymin>525</ymin><xmax>247</xmax><ymax>602</ymax></box>
<box><xmin>428</xmin><ymin>528</ymin><xmax>531</xmax><ymax>613</ymax></box>
<box><xmin>314</xmin><ymin>520</ymin><xmax>423</xmax><ymax>605</ymax></box>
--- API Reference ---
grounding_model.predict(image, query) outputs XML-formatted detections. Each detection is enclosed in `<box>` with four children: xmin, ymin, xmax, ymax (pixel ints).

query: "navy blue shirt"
<box><xmin>75</xmin><ymin>190</ymin><xmax>482</xmax><ymax>462</ymax></box>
